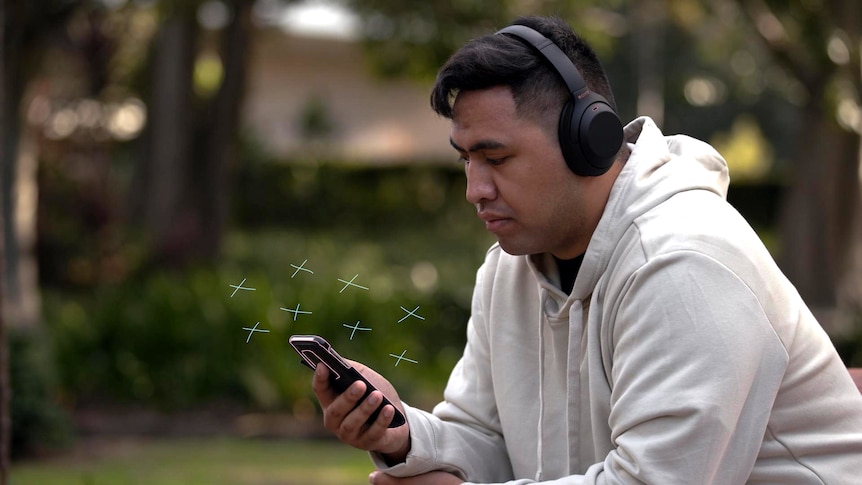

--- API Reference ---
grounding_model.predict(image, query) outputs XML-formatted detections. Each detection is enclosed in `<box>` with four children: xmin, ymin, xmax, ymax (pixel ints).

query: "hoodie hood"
<box><xmin>570</xmin><ymin>116</ymin><xmax>730</xmax><ymax>301</ymax></box>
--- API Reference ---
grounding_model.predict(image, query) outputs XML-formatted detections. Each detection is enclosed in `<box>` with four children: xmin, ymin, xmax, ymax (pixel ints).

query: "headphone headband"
<box><xmin>496</xmin><ymin>25</ymin><xmax>587</xmax><ymax>96</ymax></box>
<box><xmin>494</xmin><ymin>23</ymin><xmax>624</xmax><ymax>177</ymax></box>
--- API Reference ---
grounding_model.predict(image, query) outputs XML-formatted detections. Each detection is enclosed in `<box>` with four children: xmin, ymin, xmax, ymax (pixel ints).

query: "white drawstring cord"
<box><xmin>535</xmin><ymin>291</ymin><xmax>547</xmax><ymax>482</ymax></box>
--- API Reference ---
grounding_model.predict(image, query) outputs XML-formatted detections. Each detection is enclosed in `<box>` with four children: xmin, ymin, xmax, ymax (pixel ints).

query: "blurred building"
<box><xmin>243</xmin><ymin>28</ymin><xmax>453</xmax><ymax>164</ymax></box>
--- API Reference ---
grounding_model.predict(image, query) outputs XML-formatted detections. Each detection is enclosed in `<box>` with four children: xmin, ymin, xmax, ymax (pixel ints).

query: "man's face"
<box><xmin>450</xmin><ymin>86</ymin><xmax>607</xmax><ymax>259</ymax></box>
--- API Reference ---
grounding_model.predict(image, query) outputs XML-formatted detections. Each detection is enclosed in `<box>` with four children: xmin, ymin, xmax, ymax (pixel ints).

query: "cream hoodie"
<box><xmin>374</xmin><ymin>117</ymin><xmax>862</xmax><ymax>484</ymax></box>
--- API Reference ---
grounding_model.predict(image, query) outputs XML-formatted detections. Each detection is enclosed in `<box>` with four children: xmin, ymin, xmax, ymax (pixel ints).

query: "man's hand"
<box><xmin>369</xmin><ymin>470</ymin><xmax>464</xmax><ymax>485</ymax></box>
<box><xmin>312</xmin><ymin>360</ymin><xmax>411</xmax><ymax>462</ymax></box>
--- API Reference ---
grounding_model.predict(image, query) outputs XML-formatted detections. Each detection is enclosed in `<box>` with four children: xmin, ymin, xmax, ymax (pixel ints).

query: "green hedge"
<box><xmin>43</xmin><ymin>161</ymin><xmax>496</xmax><ymax>412</ymax></box>
<box><xmin>45</xmin><ymin>227</ymin><xmax>489</xmax><ymax>411</ymax></box>
<box><xmin>10</xmin><ymin>328</ymin><xmax>72</xmax><ymax>457</ymax></box>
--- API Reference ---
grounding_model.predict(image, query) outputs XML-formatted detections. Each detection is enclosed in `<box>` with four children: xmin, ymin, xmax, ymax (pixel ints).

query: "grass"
<box><xmin>11</xmin><ymin>437</ymin><xmax>373</xmax><ymax>485</ymax></box>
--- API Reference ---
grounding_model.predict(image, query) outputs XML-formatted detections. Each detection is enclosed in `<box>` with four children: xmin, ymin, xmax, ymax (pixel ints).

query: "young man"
<box><xmin>312</xmin><ymin>16</ymin><xmax>862</xmax><ymax>484</ymax></box>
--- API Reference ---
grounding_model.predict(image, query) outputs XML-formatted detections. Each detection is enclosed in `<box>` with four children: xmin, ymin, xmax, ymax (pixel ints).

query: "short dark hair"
<box><xmin>430</xmin><ymin>16</ymin><xmax>617</xmax><ymax>135</ymax></box>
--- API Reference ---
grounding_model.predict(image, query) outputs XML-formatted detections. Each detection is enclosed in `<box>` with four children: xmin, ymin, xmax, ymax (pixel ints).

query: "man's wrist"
<box><xmin>380</xmin><ymin>436</ymin><xmax>411</xmax><ymax>466</ymax></box>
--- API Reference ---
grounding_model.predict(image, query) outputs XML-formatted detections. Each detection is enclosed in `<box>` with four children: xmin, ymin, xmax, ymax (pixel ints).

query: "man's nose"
<box><xmin>465</xmin><ymin>161</ymin><xmax>497</xmax><ymax>205</ymax></box>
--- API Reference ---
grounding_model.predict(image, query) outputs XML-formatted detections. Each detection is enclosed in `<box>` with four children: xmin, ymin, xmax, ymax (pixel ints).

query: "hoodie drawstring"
<box><xmin>535</xmin><ymin>290</ymin><xmax>547</xmax><ymax>482</ymax></box>
<box><xmin>567</xmin><ymin>299</ymin><xmax>584</xmax><ymax>473</ymax></box>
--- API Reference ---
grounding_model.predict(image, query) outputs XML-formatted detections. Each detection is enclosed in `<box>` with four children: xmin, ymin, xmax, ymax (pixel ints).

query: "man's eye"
<box><xmin>487</xmin><ymin>157</ymin><xmax>505</xmax><ymax>166</ymax></box>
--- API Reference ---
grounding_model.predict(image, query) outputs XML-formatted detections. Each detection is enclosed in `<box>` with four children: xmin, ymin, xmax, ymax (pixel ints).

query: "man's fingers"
<box><xmin>311</xmin><ymin>364</ymin><xmax>339</xmax><ymax>405</ymax></box>
<box><xmin>339</xmin><ymin>390</ymin><xmax>389</xmax><ymax>433</ymax></box>
<box><xmin>332</xmin><ymin>386</ymin><xmax>378</xmax><ymax>435</ymax></box>
<box><xmin>309</xmin><ymin>360</ymin><xmax>410</xmax><ymax>457</ymax></box>
<box><xmin>322</xmin><ymin>380</ymin><xmax>369</xmax><ymax>433</ymax></box>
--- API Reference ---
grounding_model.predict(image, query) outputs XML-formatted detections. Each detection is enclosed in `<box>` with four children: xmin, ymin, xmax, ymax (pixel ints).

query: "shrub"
<box><xmin>10</xmin><ymin>328</ymin><xmax>72</xmax><ymax>458</ymax></box>
<box><xmin>44</xmin><ymin>224</ymin><xmax>491</xmax><ymax>412</ymax></box>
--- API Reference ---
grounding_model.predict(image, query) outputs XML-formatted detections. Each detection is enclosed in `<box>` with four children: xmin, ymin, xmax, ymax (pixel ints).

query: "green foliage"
<box><xmin>10</xmin><ymin>328</ymin><xmax>73</xmax><ymax>458</ymax></box>
<box><xmin>44</xmin><ymin>163</ymin><xmax>495</xmax><ymax>412</ymax></box>
<box><xmin>44</xmin><ymin>269</ymin><xmax>249</xmax><ymax>409</ymax></box>
<box><xmin>345</xmin><ymin>0</ymin><xmax>618</xmax><ymax>82</ymax></box>
<box><xmin>44</xmin><ymin>229</ymin><xmax>484</xmax><ymax>411</ymax></box>
<box><xmin>234</xmin><ymin>159</ymin><xmax>478</xmax><ymax>234</ymax></box>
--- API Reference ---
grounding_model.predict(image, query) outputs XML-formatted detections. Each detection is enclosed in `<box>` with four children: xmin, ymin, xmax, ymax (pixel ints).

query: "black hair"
<box><xmin>430</xmin><ymin>16</ymin><xmax>617</xmax><ymax>135</ymax></box>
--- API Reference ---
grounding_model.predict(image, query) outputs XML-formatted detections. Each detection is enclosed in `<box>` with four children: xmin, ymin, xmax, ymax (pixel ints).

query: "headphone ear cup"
<box><xmin>578</xmin><ymin>100</ymin><xmax>624</xmax><ymax>175</ymax></box>
<box><xmin>557</xmin><ymin>99</ymin><xmax>581</xmax><ymax>174</ymax></box>
<box><xmin>558</xmin><ymin>97</ymin><xmax>623</xmax><ymax>177</ymax></box>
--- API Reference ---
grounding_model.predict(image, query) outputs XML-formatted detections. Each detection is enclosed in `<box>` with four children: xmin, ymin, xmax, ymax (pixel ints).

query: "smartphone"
<box><xmin>289</xmin><ymin>334</ymin><xmax>406</xmax><ymax>428</ymax></box>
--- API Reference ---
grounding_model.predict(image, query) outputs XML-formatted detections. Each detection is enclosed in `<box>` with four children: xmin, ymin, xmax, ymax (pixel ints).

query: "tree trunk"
<box><xmin>4</xmin><ymin>123</ymin><xmax>40</xmax><ymax>329</ymax></box>
<box><xmin>195</xmin><ymin>0</ymin><xmax>252</xmax><ymax>260</ymax></box>
<box><xmin>733</xmin><ymin>0</ymin><xmax>862</xmax><ymax>334</ymax></box>
<box><xmin>832</xmin><ymin>0</ymin><xmax>862</xmax><ymax>318</ymax></box>
<box><xmin>1</xmin><ymin>0</ymin><xmax>20</xmax><ymax>321</ymax></box>
<box><xmin>839</xmin><ymin>137</ymin><xmax>862</xmax><ymax>315</ymax></box>
<box><xmin>0</xmin><ymin>0</ymin><xmax>10</xmax><ymax>479</ymax></box>
<box><xmin>632</xmin><ymin>0</ymin><xmax>666</xmax><ymax>125</ymax></box>
<box><xmin>0</xmin><ymin>164</ymin><xmax>8</xmax><ymax>485</ymax></box>
<box><xmin>134</xmin><ymin>13</ymin><xmax>198</xmax><ymax>265</ymax></box>
<box><xmin>133</xmin><ymin>2</ymin><xmax>252</xmax><ymax>266</ymax></box>
<box><xmin>777</xmin><ymin>101</ymin><xmax>861</xmax><ymax>331</ymax></box>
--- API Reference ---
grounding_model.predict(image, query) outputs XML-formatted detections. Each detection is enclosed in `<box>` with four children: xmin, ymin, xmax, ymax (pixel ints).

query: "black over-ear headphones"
<box><xmin>496</xmin><ymin>24</ymin><xmax>623</xmax><ymax>176</ymax></box>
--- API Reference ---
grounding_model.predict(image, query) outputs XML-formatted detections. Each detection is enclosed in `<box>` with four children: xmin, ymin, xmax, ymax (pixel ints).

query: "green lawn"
<box><xmin>12</xmin><ymin>437</ymin><xmax>373</xmax><ymax>485</ymax></box>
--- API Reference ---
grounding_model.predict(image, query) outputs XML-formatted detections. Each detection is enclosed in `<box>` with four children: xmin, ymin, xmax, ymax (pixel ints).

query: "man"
<box><xmin>312</xmin><ymin>15</ymin><xmax>862</xmax><ymax>484</ymax></box>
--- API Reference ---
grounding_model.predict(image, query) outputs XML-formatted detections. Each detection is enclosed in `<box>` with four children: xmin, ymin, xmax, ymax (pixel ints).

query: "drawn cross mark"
<box><xmin>342</xmin><ymin>321</ymin><xmax>372</xmax><ymax>340</ymax></box>
<box><xmin>388</xmin><ymin>350</ymin><xmax>419</xmax><ymax>367</ymax></box>
<box><xmin>337</xmin><ymin>274</ymin><xmax>369</xmax><ymax>293</ymax></box>
<box><xmin>229</xmin><ymin>278</ymin><xmax>256</xmax><ymax>298</ymax></box>
<box><xmin>242</xmin><ymin>321</ymin><xmax>270</xmax><ymax>343</ymax></box>
<box><xmin>280</xmin><ymin>303</ymin><xmax>312</xmax><ymax>321</ymax></box>
<box><xmin>398</xmin><ymin>305</ymin><xmax>425</xmax><ymax>323</ymax></box>
<box><xmin>290</xmin><ymin>259</ymin><xmax>314</xmax><ymax>278</ymax></box>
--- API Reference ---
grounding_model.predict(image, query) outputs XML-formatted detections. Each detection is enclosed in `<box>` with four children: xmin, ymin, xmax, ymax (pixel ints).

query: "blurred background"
<box><xmin>2</xmin><ymin>0</ymin><xmax>861</xmax><ymax>483</ymax></box>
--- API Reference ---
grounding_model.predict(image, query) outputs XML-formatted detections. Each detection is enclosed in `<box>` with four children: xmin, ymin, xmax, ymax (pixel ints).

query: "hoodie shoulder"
<box><xmin>666</xmin><ymin>134</ymin><xmax>726</xmax><ymax>167</ymax></box>
<box><xmin>574</xmin><ymin>118</ymin><xmax>732</xmax><ymax>297</ymax></box>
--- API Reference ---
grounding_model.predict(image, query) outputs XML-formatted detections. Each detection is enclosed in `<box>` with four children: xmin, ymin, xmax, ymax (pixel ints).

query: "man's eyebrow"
<box><xmin>449</xmin><ymin>138</ymin><xmax>507</xmax><ymax>152</ymax></box>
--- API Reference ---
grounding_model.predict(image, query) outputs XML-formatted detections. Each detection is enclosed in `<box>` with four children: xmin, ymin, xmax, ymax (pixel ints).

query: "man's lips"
<box><xmin>478</xmin><ymin>212</ymin><xmax>512</xmax><ymax>232</ymax></box>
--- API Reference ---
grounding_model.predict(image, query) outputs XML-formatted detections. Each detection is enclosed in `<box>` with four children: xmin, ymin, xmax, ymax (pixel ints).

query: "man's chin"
<box><xmin>496</xmin><ymin>239</ymin><xmax>533</xmax><ymax>257</ymax></box>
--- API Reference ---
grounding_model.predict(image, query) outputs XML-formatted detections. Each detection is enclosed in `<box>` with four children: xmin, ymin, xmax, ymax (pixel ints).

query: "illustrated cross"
<box><xmin>389</xmin><ymin>350</ymin><xmax>419</xmax><ymax>367</ymax></box>
<box><xmin>242</xmin><ymin>321</ymin><xmax>270</xmax><ymax>343</ymax></box>
<box><xmin>290</xmin><ymin>259</ymin><xmax>314</xmax><ymax>278</ymax></box>
<box><xmin>280</xmin><ymin>303</ymin><xmax>312</xmax><ymax>321</ymax></box>
<box><xmin>337</xmin><ymin>274</ymin><xmax>369</xmax><ymax>293</ymax></box>
<box><xmin>342</xmin><ymin>321</ymin><xmax>372</xmax><ymax>340</ymax></box>
<box><xmin>229</xmin><ymin>278</ymin><xmax>256</xmax><ymax>298</ymax></box>
<box><xmin>398</xmin><ymin>305</ymin><xmax>425</xmax><ymax>323</ymax></box>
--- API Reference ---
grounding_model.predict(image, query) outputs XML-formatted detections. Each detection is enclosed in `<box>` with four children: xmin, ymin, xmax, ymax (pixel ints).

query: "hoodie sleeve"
<box><xmin>370</xmin><ymin>259</ymin><xmax>516</xmax><ymax>482</ymax></box>
<box><xmin>591</xmin><ymin>249</ymin><xmax>789</xmax><ymax>484</ymax></box>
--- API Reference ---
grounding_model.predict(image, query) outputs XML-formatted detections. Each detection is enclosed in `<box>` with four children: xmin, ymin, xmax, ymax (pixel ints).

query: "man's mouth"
<box><xmin>478</xmin><ymin>212</ymin><xmax>511</xmax><ymax>233</ymax></box>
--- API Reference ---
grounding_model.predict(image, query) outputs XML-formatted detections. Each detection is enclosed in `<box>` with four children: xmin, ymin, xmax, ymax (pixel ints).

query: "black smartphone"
<box><xmin>289</xmin><ymin>334</ymin><xmax>406</xmax><ymax>428</ymax></box>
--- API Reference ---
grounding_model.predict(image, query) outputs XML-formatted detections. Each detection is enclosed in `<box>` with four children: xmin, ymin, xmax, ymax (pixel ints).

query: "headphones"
<box><xmin>496</xmin><ymin>24</ymin><xmax>623</xmax><ymax>176</ymax></box>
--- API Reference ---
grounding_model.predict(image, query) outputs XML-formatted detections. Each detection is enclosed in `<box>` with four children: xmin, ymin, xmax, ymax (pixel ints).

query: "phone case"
<box><xmin>289</xmin><ymin>335</ymin><xmax>406</xmax><ymax>428</ymax></box>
